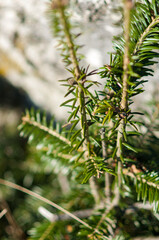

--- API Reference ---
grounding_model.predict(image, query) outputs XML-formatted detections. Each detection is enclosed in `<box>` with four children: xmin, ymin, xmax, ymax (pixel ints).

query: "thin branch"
<box><xmin>40</xmin><ymin>206</ymin><xmax>115</xmax><ymax>237</ymax></box>
<box><xmin>57</xmin><ymin>172</ymin><xmax>70</xmax><ymax>194</ymax></box>
<box><xmin>0</xmin><ymin>179</ymin><xmax>108</xmax><ymax>239</ymax></box>
<box><xmin>116</xmin><ymin>0</ymin><xmax>133</xmax><ymax>189</ymax></box>
<box><xmin>92</xmin><ymin>184</ymin><xmax>120</xmax><ymax>236</ymax></box>
<box><xmin>22</xmin><ymin>115</ymin><xmax>71</xmax><ymax>145</ymax></box>
<box><xmin>43</xmin><ymin>148</ymin><xmax>74</xmax><ymax>160</ymax></box>
<box><xmin>100</xmin><ymin>127</ymin><xmax>111</xmax><ymax>204</ymax></box>
<box><xmin>91</xmin><ymin>2</ymin><xmax>134</xmax><ymax>235</ymax></box>
<box><xmin>0</xmin><ymin>200</ymin><xmax>26</xmax><ymax>240</ymax></box>
<box><xmin>0</xmin><ymin>208</ymin><xmax>7</xmax><ymax>219</ymax></box>
<box><xmin>58</xmin><ymin>6</ymin><xmax>81</xmax><ymax>79</ymax></box>
<box><xmin>0</xmin><ymin>178</ymin><xmax>91</xmax><ymax>230</ymax></box>
<box><xmin>39</xmin><ymin>206</ymin><xmax>93</xmax><ymax>222</ymax></box>
<box><xmin>133</xmin><ymin>16</ymin><xmax>159</xmax><ymax>55</ymax></box>
<box><xmin>39</xmin><ymin>223</ymin><xmax>54</xmax><ymax>240</ymax></box>
<box><xmin>57</xmin><ymin>1</ymin><xmax>100</xmax><ymax>205</ymax></box>
<box><xmin>89</xmin><ymin>1</ymin><xmax>134</xmax><ymax>233</ymax></box>
<box><xmin>123</xmin><ymin>171</ymin><xmax>159</xmax><ymax>190</ymax></box>
<box><xmin>89</xmin><ymin>177</ymin><xmax>101</xmax><ymax>206</ymax></box>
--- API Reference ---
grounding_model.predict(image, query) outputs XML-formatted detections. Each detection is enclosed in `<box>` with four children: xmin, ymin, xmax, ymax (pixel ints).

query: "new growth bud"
<box><xmin>52</xmin><ymin>0</ymin><xmax>69</xmax><ymax>10</ymax></box>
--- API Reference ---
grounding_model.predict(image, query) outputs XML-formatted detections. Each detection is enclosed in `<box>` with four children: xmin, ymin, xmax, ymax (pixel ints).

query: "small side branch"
<box><xmin>22</xmin><ymin>115</ymin><xmax>71</xmax><ymax>145</ymax></box>
<box><xmin>58</xmin><ymin>6</ymin><xmax>80</xmax><ymax>78</ymax></box>
<box><xmin>89</xmin><ymin>177</ymin><xmax>101</xmax><ymax>206</ymax></box>
<box><xmin>57</xmin><ymin>1</ymin><xmax>100</xmax><ymax>206</ymax></box>
<box><xmin>39</xmin><ymin>206</ymin><xmax>93</xmax><ymax>222</ymax></box>
<box><xmin>116</xmin><ymin>0</ymin><xmax>133</xmax><ymax>189</ymax></box>
<box><xmin>0</xmin><ymin>179</ymin><xmax>108</xmax><ymax>239</ymax></box>
<box><xmin>133</xmin><ymin>16</ymin><xmax>159</xmax><ymax>55</ymax></box>
<box><xmin>0</xmin><ymin>208</ymin><xmax>7</xmax><ymax>219</ymax></box>
<box><xmin>0</xmin><ymin>178</ymin><xmax>92</xmax><ymax>230</ymax></box>
<box><xmin>123</xmin><ymin>171</ymin><xmax>159</xmax><ymax>190</ymax></box>
<box><xmin>0</xmin><ymin>200</ymin><xmax>26</xmax><ymax>240</ymax></box>
<box><xmin>101</xmin><ymin>128</ymin><xmax>111</xmax><ymax>204</ymax></box>
<box><xmin>91</xmin><ymin>184</ymin><xmax>120</xmax><ymax>237</ymax></box>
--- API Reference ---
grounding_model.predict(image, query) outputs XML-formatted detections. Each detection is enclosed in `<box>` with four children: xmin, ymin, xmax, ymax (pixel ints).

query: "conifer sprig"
<box><xmin>16</xmin><ymin>0</ymin><xmax>159</xmax><ymax>239</ymax></box>
<box><xmin>99</xmin><ymin>0</ymin><xmax>159</xmax><ymax>165</ymax></box>
<box><xmin>49</xmin><ymin>0</ymin><xmax>104</xmax><ymax>186</ymax></box>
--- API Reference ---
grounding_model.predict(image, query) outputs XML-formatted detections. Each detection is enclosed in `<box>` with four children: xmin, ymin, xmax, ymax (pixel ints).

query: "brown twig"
<box><xmin>0</xmin><ymin>178</ymin><xmax>92</xmax><ymax>230</ymax></box>
<box><xmin>0</xmin><ymin>179</ymin><xmax>108</xmax><ymax>239</ymax></box>
<box><xmin>39</xmin><ymin>206</ymin><xmax>93</xmax><ymax>222</ymax></box>
<box><xmin>101</xmin><ymin>128</ymin><xmax>111</xmax><ymax>204</ymax></box>
<box><xmin>0</xmin><ymin>200</ymin><xmax>26</xmax><ymax>240</ymax></box>
<box><xmin>116</xmin><ymin>0</ymin><xmax>133</xmax><ymax>193</ymax></box>
<box><xmin>0</xmin><ymin>208</ymin><xmax>7</xmax><ymax>219</ymax></box>
<box><xmin>91</xmin><ymin>184</ymin><xmax>120</xmax><ymax>238</ymax></box>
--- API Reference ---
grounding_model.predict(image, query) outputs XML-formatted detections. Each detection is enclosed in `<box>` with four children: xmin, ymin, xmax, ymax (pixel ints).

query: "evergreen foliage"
<box><xmin>0</xmin><ymin>0</ymin><xmax>159</xmax><ymax>239</ymax></box>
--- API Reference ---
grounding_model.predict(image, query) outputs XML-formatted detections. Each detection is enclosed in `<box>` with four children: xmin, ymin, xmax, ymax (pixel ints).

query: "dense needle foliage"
<box><xmin>0</xmin><ymin>0</ymin><xmax>159</xmax><ymax>239</ymax></box>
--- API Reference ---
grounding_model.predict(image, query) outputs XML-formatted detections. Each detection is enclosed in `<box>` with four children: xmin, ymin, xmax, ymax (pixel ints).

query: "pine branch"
<box><xmin>89</xmin><ymin>2</ymin><xmax>134</xmax><ymax>235</ymax></box>
<box><xmin>58</xmin><ymin>6</ymin><xmax>80</xmax><ymax>78</ymax></box>
<box><xmin>21</xmin><ymin>114</ymin><xmax>71</xmax><ymax>145</ymax></box>
<box><xmin>53</xmin><ymin>0</ymin><xmax>101</xmax><ymax>205</ymax></box>
<box><xmin>16</xmin><ymin>1</ymin><xmax>159</xmax><ymax>238</ymax></box>
<box><xmin>133</xmin><ymin>16</ymin><xmax>159</xmax><ymax>55</ymax></box>
<box><xmin>90</xmin><ymin>184</ymin><xmax>120</xmax><ymax>238</ymax></box>
<box><xmin>126</xmin><ymin>171</ymin><xmax>159</xmax><ymax>190</ymax></box>
<box><xmin>123</xmin><ymin>170</ymin><xmax>159</xmax><ymax>211</ymax></box>
<box><xmin>19</xmin><ymin>109</ymin><xmax>86</xmax><ymax>174</ymax></box>
<box><xmin>39</xmin><ymin>223</ymin><xmax>54</xmax><ymax>240</ymax></box>
<box><xmin>116</xmin><ymin>0</ymin><xmax>133</xmax><ymax>199</ymax></box>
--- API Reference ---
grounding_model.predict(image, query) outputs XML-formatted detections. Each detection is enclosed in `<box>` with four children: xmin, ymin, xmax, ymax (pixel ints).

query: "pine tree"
<box><xmin>1</xmin><ymin>0</ymin><xmax>159</xmax><ymax>239</ymax></box>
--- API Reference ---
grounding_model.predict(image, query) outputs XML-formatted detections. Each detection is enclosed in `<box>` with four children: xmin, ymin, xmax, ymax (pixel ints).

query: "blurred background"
<box><xmin>0</xmin><ymin>0</ymin><xmax>159</xmax><ymax>239</ymax></box>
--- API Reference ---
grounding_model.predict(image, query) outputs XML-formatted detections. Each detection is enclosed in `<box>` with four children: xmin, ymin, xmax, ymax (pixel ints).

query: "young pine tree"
<box><xmin>1</xmin><ymin>0</ymin><xmax>159</xmax><ymax>239</ymax></box>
